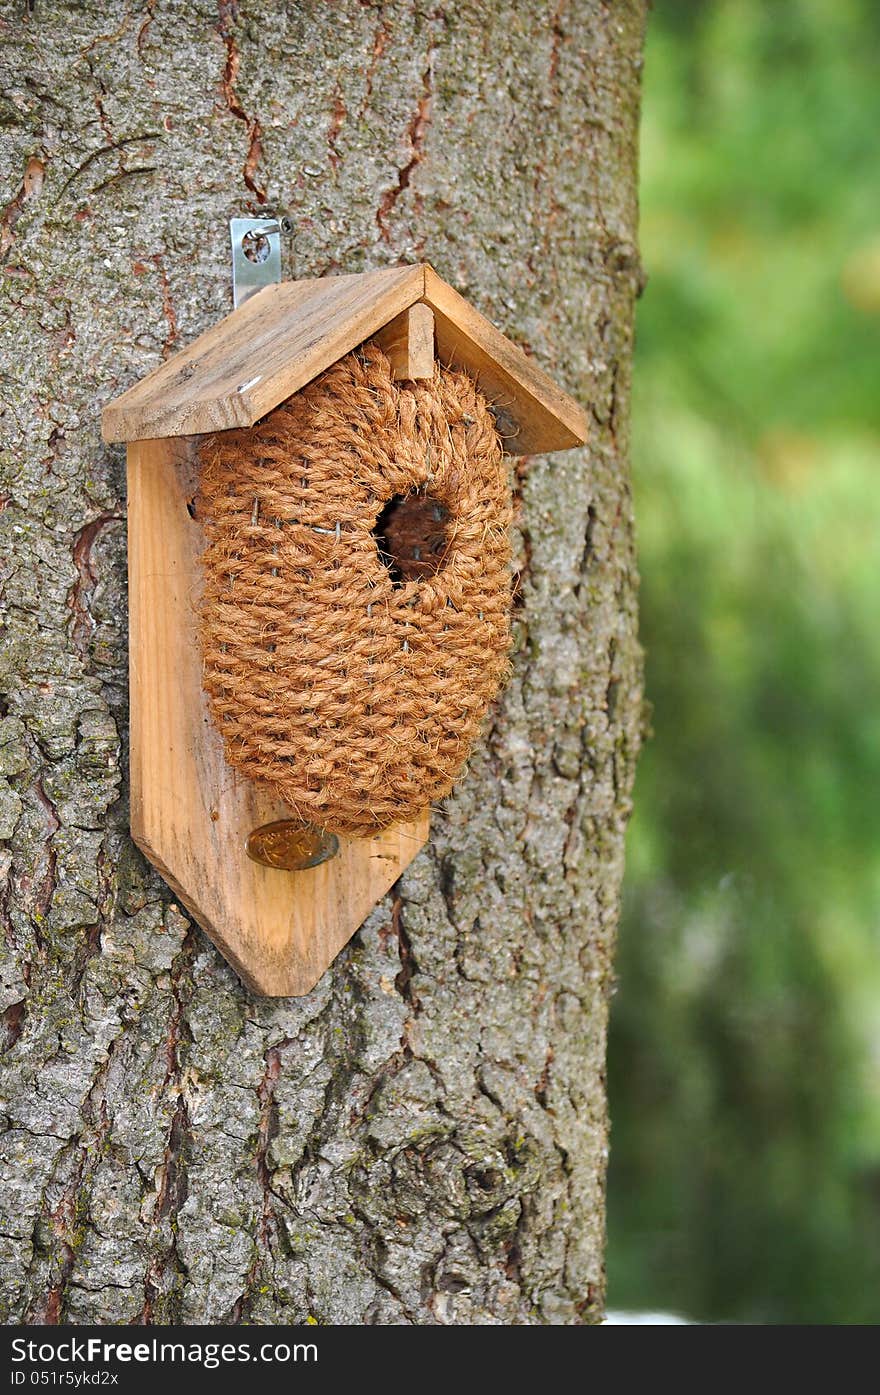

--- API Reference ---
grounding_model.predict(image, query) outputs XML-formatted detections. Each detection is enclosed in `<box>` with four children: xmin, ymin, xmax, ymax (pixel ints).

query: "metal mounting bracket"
<box><xmin>230</xmin><ymin>216</ymin><xmax>283</xmax><ymax>309</ymax></box>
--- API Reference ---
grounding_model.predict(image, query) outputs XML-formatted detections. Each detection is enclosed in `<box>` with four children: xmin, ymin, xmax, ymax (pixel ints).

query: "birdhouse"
<box><xmin>103</xmin><ymin>263</ymin><xmax>588</xmax><ymax>996</ymax></box>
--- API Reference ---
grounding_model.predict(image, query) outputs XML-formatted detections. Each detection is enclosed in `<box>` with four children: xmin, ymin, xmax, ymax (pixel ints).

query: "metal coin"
<box><xmin>246</xmin><ymin>821</ymin><xmax>339</xmax><ymax>871</ymax></box>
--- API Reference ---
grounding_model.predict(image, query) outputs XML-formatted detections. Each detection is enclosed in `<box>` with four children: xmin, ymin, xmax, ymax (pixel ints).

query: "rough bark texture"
<box><xmin>0</xmin><ymin>0</ymin><xmax>644</xmax><ymax>1325</ymax></box>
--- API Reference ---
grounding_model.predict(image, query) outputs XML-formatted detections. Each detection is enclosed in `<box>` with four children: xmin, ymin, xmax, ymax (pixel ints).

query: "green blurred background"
<box><xmin>607</xmin><ymin>0</ymin><xmax>880</xmax><ymax>1324</ymax></box>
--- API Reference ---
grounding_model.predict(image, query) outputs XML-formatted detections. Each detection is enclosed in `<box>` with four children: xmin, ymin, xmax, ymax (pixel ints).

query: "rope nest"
<box><xmin>197</xmin><ymin>343</ymin><xmax>513</xmax><ymax>836</ymax></box>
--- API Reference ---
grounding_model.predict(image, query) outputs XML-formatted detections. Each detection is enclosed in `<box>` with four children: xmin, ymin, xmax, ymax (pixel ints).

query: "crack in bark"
<box><xmin>23</xmin><ymin>1049</ymin><xmax>115</xmax><ymax>1324</ymax></box>
<box><xmin>0</xmin><ymin>155</ymin><xmax>45</xmax><ymax>264</ymax></box>
<box><xmin>548</xmin><ymin>0</ymin><xmax>569</xmax><ymax>86</ymax></box>
<box><xmin>216</xmin><ymin>0</ymin><xmax>266</xmax><ymax>204</ymax></box>
<box><xmin>31</xmin><ymin>778</ymin><xmax>60</xmax><ymax>932</ymax></box>
<box><xmin>534</xmin><ymin>1044</ymin><xmax>554</xmax><ymax>1107</ymax></box>
<box><xmin>348</xmin><ymin>1205</ymin><xmax>419</xmax><ymax>1323</ymax></box>
<box><xmin>0</xmin><ymin>853</ymin><xmax>17</xmax><ymax>950</ymax></box>
<box><xmin>255</xmin><ymin>1047</ymin><xmax>281</xmax><ymax>1227</ymax></box>
<box><xmin>59</xmin><ymin>135</ymin><xmax>159</xmax><ymax>199</ymax></box>
<box><xmin>376</xmin><ymin>61</ymin><xmax>433</xmax><ymax>242</ymax></box>
<box><xmin>155</xmin><ymin>1097</ymin><xmax>190</xmax><ymax>1222</ymax></box>
<box><xmin>78</xmin><ymin>12</ymin><xmax>132</xmax><ymax>60</ymax></box>
<box><xmin>503</xmin><ymin>1192</ymin><xmax>529</xmax><ymax>1286</ymax></box>
<box><xmin>574</xmin><ymin>504</ymin><xmax>599</xmax><ymax>599</ymax></box>
<box><xmin>149</xmin><ymin>254</ymin><xmax>179</xmax><ymax>360</ymax></box>
<box><xmin>227</xmin><ymin>1043</ymin><xmax>283</xmax><ymax>1321</ymax></box>
<box><xmin>71</xmin><ymin>840</ymin><xmax>115</xmax><ymax>995</ymax></box>
<box><xmin>88</xmin><ymin>63</ymin><xmax>114</xmax><ymax>141</ymax></box>
<box><xmin>136</xmin><ymin>0</ymin><xmax>156</xmax><ymax>56</ymax></box>
<box><xmin>2</xmin><ymin>999</ymin><xmax>26</xmax><ymax>1054</ymax></box>
<box><xmin>67</xmin><ymin>513</ymin><xmax>122</xmax><ymax>664</ymax></box>
<box><xmin>327</xmin><ymin>91</ymin><xmax>347</xmax><ymax>174</ymax></box>
<box><xmin>137</xmin><ymin>930</ymin><xmax>196</xmax><ymax>1321</ymax></box>
<box><xmin>160</xmin><ymin>928</ymin><xmax>195</xmax><ymax>1092</ymax></box>
<box><xmin>391</xmin><ymin>891</ymin><xmax>419</xmax><ymax>1007</ymax></box>
<box><xmin>510</xmin><ymin>457</ymin><xmax>534</xmax><ymax>613</ymax></box>
<box><xmin>358</xmin><ymin>16</ymin><xmax>392</xmax><ymax>120</ymax></box>
<box><xmin>524</xmin><ymin>1</ymin><xmax>572</xmax><ymax>283</ymax></box>
<box><xmin>90</xmin><ymin>166</ymin><xmax>157</xmax><ymax>196</ymax></box>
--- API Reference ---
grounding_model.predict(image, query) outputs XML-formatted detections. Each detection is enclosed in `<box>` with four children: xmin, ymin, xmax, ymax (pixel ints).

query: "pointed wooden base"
<box><xmin>126</xmin><ymin>436</ymin><xmax>429</xmax><ymax>996</ymax></box>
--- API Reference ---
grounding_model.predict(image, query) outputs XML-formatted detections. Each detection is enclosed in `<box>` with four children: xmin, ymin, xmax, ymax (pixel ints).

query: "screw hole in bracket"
<box><xmin>241</xmin><ymin>230</ymin><xmax>271</xmax><ymax>264</ymax></box>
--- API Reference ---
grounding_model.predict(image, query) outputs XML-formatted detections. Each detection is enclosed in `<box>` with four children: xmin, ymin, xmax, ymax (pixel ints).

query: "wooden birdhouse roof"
<box><xmin>102</xmin><ymin>263</ymin><xmax>588</xmax><ymax>455</ymax></box>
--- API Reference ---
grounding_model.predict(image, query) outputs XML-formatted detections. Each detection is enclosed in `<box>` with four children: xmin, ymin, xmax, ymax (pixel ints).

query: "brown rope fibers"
<box><xmin>197</xmin><ymin>344</ymin><xmax>513</xmax><ymax>835</ymax></box>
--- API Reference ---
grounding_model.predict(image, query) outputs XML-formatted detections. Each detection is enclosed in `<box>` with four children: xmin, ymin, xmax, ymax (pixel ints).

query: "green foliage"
<box><xmin>608</xmin><ymin>0</ymin><xmax>880</xmax><ymax>1323</ymax></box>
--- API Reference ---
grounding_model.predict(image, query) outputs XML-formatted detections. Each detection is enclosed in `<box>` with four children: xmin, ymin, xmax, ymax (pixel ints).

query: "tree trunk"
<box><xmin>0</xmin><ymin>0</ymin><xmax>644</xmax><ymax>1325</ymax></box>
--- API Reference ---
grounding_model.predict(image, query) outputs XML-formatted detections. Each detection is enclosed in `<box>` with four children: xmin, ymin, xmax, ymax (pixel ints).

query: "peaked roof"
<box><xmin>102</xmin><ymin>263</ymin><xmax>588</xmax><ymax>455</ymax></box>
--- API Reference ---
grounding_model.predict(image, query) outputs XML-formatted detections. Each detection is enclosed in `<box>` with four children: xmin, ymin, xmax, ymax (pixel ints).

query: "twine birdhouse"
<box><xmin>103</xmin><ymin>263</ymin><xmax>588</xmax><ymax>995</ymax></box>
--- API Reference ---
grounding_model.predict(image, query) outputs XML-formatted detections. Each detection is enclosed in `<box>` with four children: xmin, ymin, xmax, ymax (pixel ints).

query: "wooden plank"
<box><xmin>127</xmin><ymin>435</ymin><xmax>429</xmax><ymax>996</ymax></box>
<box><xmin>103</xmin><ymin>265</ymin><xmax>424</xmax><ymax>443</ymax></box>
<box><xmin>373</xmin><ymin>303</ymin><xmax>435</xmax><ymax>379</ymax></box>
<box><xmin>421</xmin><ymin>265</ymin><xmax>589</xmax><ymax>455</ymax></box>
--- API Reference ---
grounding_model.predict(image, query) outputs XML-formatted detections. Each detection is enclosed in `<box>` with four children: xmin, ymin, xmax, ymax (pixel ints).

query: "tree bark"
<box><xmin>0</xmin><ymin>0</ymin><xmax>644</xmax><ymax>1325</ymax></box>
